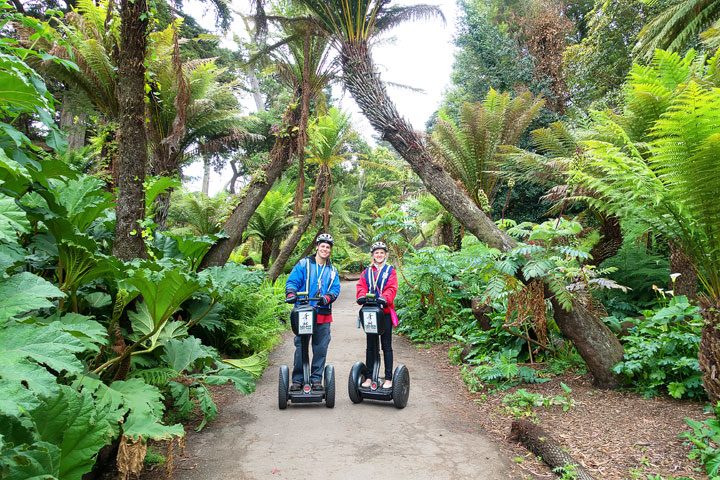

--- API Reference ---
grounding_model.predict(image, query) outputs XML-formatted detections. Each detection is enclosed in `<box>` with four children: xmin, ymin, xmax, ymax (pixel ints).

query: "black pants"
<box><xmin>366</xmin><ymin>313</ymin><xmax>393</xmax><ymax>379</ymax></box>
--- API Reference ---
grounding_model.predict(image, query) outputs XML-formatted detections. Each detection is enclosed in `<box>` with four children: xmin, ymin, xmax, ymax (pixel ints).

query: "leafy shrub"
<box><xmin>682</xmin><ymin>403</ymin><xmax>720</xmax><ymax>478</ymax></box>
<box><xmin>613</xmin><ymin>296</ymin><xmax>704</xmax><ymax>399</ymax></box>
<box><xmin>596</xmin><ymin>239</ymin><xmax>669</xmax><ymax>317</ymax></box>
<box><xmin>502</xmin><ymin>383</ymin><xmax>574</xmax><ymax>420</ymax></box>
<box><xmin>220</xmin><ymin>279</ymin><xmax>289</xmax><ymax>357</ymax></box>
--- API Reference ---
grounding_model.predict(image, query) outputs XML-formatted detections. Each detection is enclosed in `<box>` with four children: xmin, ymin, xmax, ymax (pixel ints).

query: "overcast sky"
<box><xmin>184</xmin><ymin>0</ymin><xmax>458</xmax><ymax>193</ymax></box>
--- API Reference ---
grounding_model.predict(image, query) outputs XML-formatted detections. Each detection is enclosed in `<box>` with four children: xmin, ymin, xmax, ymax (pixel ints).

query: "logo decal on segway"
<box><xmin>363</xmin><ymin>311</ymin><xmax>378</xmax><ymax>334</ymax></box>
<box><xmin>298</xmin><ymin>311</ymin><xmax>314</xmax><ymax>335</ymax></box>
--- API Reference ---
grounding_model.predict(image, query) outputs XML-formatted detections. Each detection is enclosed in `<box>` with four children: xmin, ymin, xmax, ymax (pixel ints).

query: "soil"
<box><xmin>416</xmin><ymin>344</ymin><xmax>710</xmax><ymax>480</ymax></box>
<box><xmin>139</xmin><ymin>281</ymin><xmax>710</xmax><ymax>479</ymax></box>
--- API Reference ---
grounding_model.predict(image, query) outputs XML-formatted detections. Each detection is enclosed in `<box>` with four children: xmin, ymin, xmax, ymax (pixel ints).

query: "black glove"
<box><xmin>357</xmin><ymin>296</ymin><xmax>367</xmax><ymax>305</ymax></box>
<box><xmin>318</xmin><ymin>294</ymin><xmax>332</xmax><ymax>306</ymax></box>
<box><xmin>285</xmin><ymin>292</ymin><xmax>297</xmax><ymax>304</ymax></box>
<box><xmin>377</xmin><ymin>296</ymin><xmax>387</xmax><ymax>307</ymax></box>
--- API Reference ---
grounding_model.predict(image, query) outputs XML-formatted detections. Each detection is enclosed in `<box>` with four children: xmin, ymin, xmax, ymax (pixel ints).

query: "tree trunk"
<box><xmin>587</xmin><ymin>214</ymin><xmax>623</xmax><ymax>266</ymax></box>
<box><xmin>550</xmin><ymin>296</ymin><xmax>622</xmax><ymax>388</ymax></box>
<box><xmin>510</xmin><ymin>420</ymin><xmax>595</xmax><ymax>480</ymax></box>
<box><xmin>59</xmin><ymin>90</ymin><xmax>87</xmax><ymax>151</ymax></box>
<box><xmin>201</xmin><ymin>35</ymin><xmax>314</xmax><ymax>269</ymax></box>
<box><xmin>202</xmin><ymin>156</ymin><xmax>211</xmax><ymax>195</ymax></box>
<box><xmin>113</xmin><ymin>0</ymin><xmax>148</xmax><ymax>261</ymax></box>
<box><xmin>267</xmin><ymin>170</ymin><xmax>330</xmax><ymax>281</ymax></box>
<box><xmin>670</xmin><ymin>242</ymin><xmax>698</xmax><ymax>300</ymax></box>
<box><xmin>699</xmin><ymin>298</ymin><xmax>720</xmax><ymax>403</ymax></box>
<box><xmin>340</xmin><ymin>40</ymin><xmax>623</xmax><ymax>388</ymax></box>
<box><xmin>439</xmin><ymin>221</ymin><xmax>454</xmax><ymax>248</ymax></box>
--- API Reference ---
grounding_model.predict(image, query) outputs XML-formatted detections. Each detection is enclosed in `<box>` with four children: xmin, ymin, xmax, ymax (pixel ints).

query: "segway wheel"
<box><xmin>324</xmin><ymin>364</ymin><xmax>335</xmax><ymax>408</ymax></box>
<box><xmin>348</xmin><ymin>362</ymin><xmax>365</xmax><ymax>404</ymax></box>
<box><xmin>278</xmin><ymin>365</ymin><xmax>289</xmax><ymax>410</ymax></box>
<box><xmin>391</xmin><ymin>364</ymin><xmax>410</xmax><ymax>409</ymax></box>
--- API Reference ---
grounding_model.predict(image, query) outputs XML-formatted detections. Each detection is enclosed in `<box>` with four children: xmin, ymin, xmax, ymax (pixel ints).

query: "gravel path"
<box><xmin>174</xmin><ymin>281</ymin><xmax>513</xmax><ymax>479</ymax></box>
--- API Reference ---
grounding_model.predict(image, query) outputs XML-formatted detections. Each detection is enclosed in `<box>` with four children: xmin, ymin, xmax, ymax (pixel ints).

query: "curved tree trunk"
<box><xmin>113</xmin><ymin>0</ymin><xmax>148</xmax><ymax>261</ymax></box>
<box><xmin>268</xmin><ymin>170</ymin><xmax>330</xmax><ymax>281</ymax></box>
<box><xmin>340</xmin><ymin>40</ymin><xmax>623</xmax><ymax>388</ymax></box>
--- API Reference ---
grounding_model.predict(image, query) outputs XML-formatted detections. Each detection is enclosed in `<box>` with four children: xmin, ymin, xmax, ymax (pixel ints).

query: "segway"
<box><xmin>278</xmin><ymin>295</ymin><xmax>335</xmax><ymax>409</ymax></box>
<box><xmin>348</xmin><ymin>293</ymin><xmax>410</xmax><ymax>408</ymax></box>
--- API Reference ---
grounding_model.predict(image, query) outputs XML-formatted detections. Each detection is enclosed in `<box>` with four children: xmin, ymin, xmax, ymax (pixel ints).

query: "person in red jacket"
<box><xmin>356</xmin><ymin>241</ymin><xmax>398</xmax><ymax>389</ymax></box>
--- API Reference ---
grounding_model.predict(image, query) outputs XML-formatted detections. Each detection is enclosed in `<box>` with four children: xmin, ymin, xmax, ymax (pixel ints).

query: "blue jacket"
<box><xmin>285</xmin><ymin>256</ymin><xmax>341</xmax><ymax>315</ymax></box>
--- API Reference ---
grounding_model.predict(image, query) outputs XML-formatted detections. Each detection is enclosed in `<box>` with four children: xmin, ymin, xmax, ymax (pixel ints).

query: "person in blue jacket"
<box><xmin>285</xmin><ymin>233</ymin><xmax>341</xmax><ymax>391</ymax></box>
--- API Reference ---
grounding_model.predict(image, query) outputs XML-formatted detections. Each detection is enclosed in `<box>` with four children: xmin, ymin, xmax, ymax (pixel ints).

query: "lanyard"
<box><xmin>316</xmin><ymin>262</ymin><xmax>327</xmax><ymax>294</ymax></box>
<box><xmin>369</xmin><ymin>264</ymin><xmax>386</xmax><ymax>294</ymax></box>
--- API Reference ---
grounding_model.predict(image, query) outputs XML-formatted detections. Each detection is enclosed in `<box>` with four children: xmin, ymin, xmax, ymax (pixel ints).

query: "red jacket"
<box><xmin>356</xmin><ymin>264</ymin><xmax>398</xmax><ymax>314</ymax></box>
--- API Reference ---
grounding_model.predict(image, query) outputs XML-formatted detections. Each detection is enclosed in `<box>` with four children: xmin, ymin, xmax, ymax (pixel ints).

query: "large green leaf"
<box><xmin>0</xmin><ymin>323</ymin><xmax>85</xmax><ymax>398</ymax></box>
<box><xmin>50</xmin><ymin>177</ymin><xmax>113</xmax><ymax>232</ymax></box>
<box><xmin>0</xmin><ymin>379</ymin><xmax>41</xmax><ymax>416</ymax></box>
<box><xmin>0</xmin><ymin>243</ymin><xmax>25</xmax><ymax>273</ymax></box>
<box><xmin>124</xmin><ymin>268</ymin><xmax>201</xmax><ymax>326</ymax></box>
<box><xmin>31</xmin><ymin>385</ymin><xmax>115</xmax><ymax>480</ymax></box>
<box><xmin>0</xmin><ymin>273</ymin><xmax>65</xmax><ymax>322</ymax></box>
<box><xmin>0</xmin><ymin>193</ymin><xmax>29</xmax><ymax>244</ymax></box>
<box><xmin>75</xmin><ymin>377</ymin><xmax>184</xmax><ymax>441</ymax></box>
<box><xmin>0</xmin><ymin>440</ymin><xmax>60</xmax><ymax>480</ymax></box>
<box><xmin>0</xmin><ymin>69</ymin><xmax>47</xmax><ymax>113</ymax></box>
<box><xmin>198</xmin><ymin>263</ymin><xmax>263</xmax><ymax>297</ymax></box>
<box><xmin>50</xmin><ymin>314</ymin><xmax>108</xmax><ymax>353</ymax></box>
<box><xmin>161</xmin><ymin>337</ymin><xmax>207</xmax><ymax>372</ymax></box>
<box><xmin>203</xmin><ymin>366</ymin><xmax>256</xmax><ymax>394</ymax></box>
<box><xmin>109</xmin><ymin>379</ymin><xmax>183</xmax><ymax>441</ymax></box>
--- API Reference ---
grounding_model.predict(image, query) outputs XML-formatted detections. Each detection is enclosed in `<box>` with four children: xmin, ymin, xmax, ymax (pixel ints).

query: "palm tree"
<box><xmin>294</xmin><ymin>0</ymin><xmax>624</xmax><ymax>388</ymax></box>
<box><xmin>430</xmin><ymin>89</ymin><xmax>544</xmax><ymax>214</ymax></box>
<box><xmin>201</xmin><ymin>23</ymin><xmax>336</xmax><ymax>268</ymax></box>
<box><xmin>247</xmin><ymin>188</ymin><xmax>294</xmax><ymax>266</ymax></box>
<box><xmin>570</xmin><ymin>48</ymin><xmax>720</xmax><ymax>401</ymax></box>
<box><xmin>267</xmin><ymin>108</ymin><xmax>353</xmax><ymax>280</ymax></box>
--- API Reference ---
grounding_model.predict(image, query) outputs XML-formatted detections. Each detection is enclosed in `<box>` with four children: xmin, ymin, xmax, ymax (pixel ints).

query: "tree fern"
<box><xmin>572</xmin><ymin>50</ymin><xmax>720</xmax><ymax>300</ymax></box>
<box><xmin>430</xmin><ymin>89</ymin><xmax>544</xmax><ymax>210</ymax></box>
<box><xmin>635</xmin><ymin>0</ymin><xmax>720</xmax><ymax>59</ymax></box>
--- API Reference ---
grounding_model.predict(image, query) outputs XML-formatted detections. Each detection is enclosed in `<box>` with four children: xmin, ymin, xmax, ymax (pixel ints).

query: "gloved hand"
<box><xmin>357</xmin><ymin>296</ymin><xmax>367</xmax><ymax>305</ymax></box>
<box><xmin>318</xmin><ymin>294</ymin><xmax>332</xmax><ymax>306</ymax></box>
<box><xmin>285</xmin><ymin>292</ymin><xmax>297</xmax><ymax>304</ymax></box>
<box><xmin>377</xmin><ymin>296</ymin><xmax>387</xmax><ymax>307</ymax></box>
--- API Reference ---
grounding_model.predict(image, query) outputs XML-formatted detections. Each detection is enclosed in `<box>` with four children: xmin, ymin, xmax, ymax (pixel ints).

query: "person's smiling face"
<box><xmin>372</xmin><ymin>248</ymin><xmax>387</xmax><ymax>264</ymax></box>
<box><xmin>316</xmin><ymin>242</ymin><xmax>332</xmax><ymax>261</ymax></box>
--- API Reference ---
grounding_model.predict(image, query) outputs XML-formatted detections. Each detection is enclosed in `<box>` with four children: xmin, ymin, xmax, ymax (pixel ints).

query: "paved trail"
<box><xmin>176</xmin><ymin>281</ymin><xmax>512</xmax><ymax>479</ymax></box>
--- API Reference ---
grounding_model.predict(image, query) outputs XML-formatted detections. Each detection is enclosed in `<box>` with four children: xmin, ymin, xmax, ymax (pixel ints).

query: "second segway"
<box><xmin>348</xmin><ymin>293</ymin><xmax>410</xmax><ymax>408</ymax></box>
<box><xmin>278</xmin><ymin>295</ymin><xmax>335</xmax><ymax>409</ymax></box>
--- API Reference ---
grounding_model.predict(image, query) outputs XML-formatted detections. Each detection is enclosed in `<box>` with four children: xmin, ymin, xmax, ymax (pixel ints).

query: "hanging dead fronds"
<box><xmin>505</xmin><ymin>279</ymin><xmax>548</xmax><ymax>359</ymax></box>
<box><xmin>117</xmin><ymin>435</ymin><xmax>146</xmax><ymax>480</ymax></box>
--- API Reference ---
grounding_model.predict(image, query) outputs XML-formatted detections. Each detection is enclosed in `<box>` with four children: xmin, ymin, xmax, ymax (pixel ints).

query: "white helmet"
<box><xmin>370</xmin><ymin>241</ymin><xmax>387</xmax><ymax>253</ymax></box>
<box><xmin>316</xmin><ymin>233</ymin><xmax>334</xmax><ymax>246</ymax></box>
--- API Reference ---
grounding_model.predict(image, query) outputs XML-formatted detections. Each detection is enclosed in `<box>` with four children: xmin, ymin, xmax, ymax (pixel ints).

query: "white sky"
<box><xmin>184</xmin><ymin>0</ymin><xmax>458</xmax><ymax>193</ymax></box>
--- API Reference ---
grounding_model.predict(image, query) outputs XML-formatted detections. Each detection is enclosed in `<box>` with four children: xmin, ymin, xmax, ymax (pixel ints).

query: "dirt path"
<box><xmin>174</xmin><ymin>281</ymin><xmax>513</xmax><ymax>479</ymax></box>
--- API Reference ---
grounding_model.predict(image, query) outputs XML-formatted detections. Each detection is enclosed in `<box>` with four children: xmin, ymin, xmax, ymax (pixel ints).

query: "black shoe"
<box><xmin>290</xmin><ymin>382</ymin><xmax>302</xmax><ymax>391</ymax></box>
<box><xmin>311</xmin><ymin>382</ymin><xmax>323</xmax><ymax>391</ymax></box>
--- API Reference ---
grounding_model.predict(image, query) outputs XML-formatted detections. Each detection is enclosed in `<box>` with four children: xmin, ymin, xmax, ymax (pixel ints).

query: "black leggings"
<box><xmin>366</xmin><ymin>313</ymin><xmax>393</xmax><ymax>379</ymax></box>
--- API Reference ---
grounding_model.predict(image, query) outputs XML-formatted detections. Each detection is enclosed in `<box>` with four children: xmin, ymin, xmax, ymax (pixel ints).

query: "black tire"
<box><xmin>348</xmin><ymin>362</ymin><xmax>365</xmax><ymax>404</ymax></box>
<box><xmin>278</xmin><ymin>365</ymin><xmax>289</xmax><ymax>410</ymax></box>
<box><xmin>324</xmin><ymin>364</ymin><xmax>335</xmax><ymax>408</ymax></box>
<box><xmin>392</xmin><ymin>364</ymin><xmax>410</xmax><ymax>409</ymax></box>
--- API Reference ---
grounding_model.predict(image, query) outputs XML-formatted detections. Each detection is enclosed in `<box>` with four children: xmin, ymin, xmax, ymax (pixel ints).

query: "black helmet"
<box><xmin>316</xmin><ymin>233</ymin><xmax>334</xmax><ymax>246</ymax></box>
<box><xmin>370</xmin><ymin>241</ymin><xmax>387</xmax><ymax>253</ymax></box>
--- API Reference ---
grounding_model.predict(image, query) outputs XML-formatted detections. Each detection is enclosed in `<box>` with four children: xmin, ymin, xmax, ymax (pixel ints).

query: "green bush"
<box><xmin>221</xmin><ymin>280</ymin><xmax>290</xmax><ymax>357</ymax></box>
<box><xmin>613</xmin><ymin>296</ymin><xmax>704</xmax><ymax>399</ymax></box>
